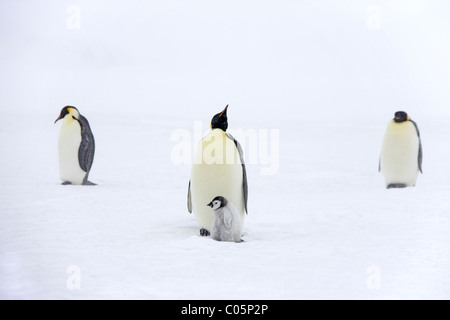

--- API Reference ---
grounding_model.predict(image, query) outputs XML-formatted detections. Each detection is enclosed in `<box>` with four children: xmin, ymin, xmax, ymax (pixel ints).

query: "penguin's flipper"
<box><xmin>410</xmin><ymin>119</ymin><xmax>423</xmax><ymax>173</ymax></box>
<box><xmin>224</xmin><ymin>212</ymin><xmax>232</xmax><ymax>228</ymax></box>
<box><xmin>77</xmin><ymin>115</ymin><xmax>95</xmax><ymax>174</ymax></box>
<box><xmin>418</xmin><ymin>139</ymin><xmax>423</xmax><ymax>173</ymax></box>
<box><xmin>242</xmin><ymin>162</ymin><xmax>248</xmax><ymax>213</ymax></box>
<box><xmin>226</xmin><ymin>133</ymin><xmax>248</xmax><ymax>214</ymax></box>
<box><xmin>187</xmin><ymin>180</ymin><xmax>192</xmax><ymax>213</ymax></box>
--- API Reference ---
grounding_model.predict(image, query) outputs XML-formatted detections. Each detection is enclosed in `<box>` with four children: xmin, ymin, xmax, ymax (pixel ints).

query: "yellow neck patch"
<box><xmin>61</xmin><ymin>112</ymin><xmax>76</xmax><ymax>127</ymax></box>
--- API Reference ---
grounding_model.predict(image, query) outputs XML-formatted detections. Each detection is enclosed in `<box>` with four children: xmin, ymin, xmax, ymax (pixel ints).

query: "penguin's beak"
<box><xmin>207</xmin><ymin>202</ymin><xmax>213</xmax><ymax>208</ymax></box>
<box><xmin>219</xmin><ymin>105</ymin><xmax>228</xmax><ymax>117</ymax></box>
<box><xmin>54</xmin><ymin>115</ymin><xmax>63</xmax><ymax>124</ymax></box>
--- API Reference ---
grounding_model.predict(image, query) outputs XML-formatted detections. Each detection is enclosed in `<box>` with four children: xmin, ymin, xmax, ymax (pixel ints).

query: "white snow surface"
<box><xmin>1</xmin><ymin>0</ymin><xmax>450</xmax><ymax>300</ymax></box>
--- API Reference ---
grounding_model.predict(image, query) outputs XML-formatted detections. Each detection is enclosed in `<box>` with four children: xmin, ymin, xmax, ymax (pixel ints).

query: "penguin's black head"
<box><xmin>207</xmin><ymin>196</ymin><xmax>228</xmax><ymax>210</ymax></box>
<box><xmin>394</xmin><ymin>111</ymin><xmax>409</xmax><ymax>123</ymax></box>
<box><xmin>210</xmin><ymin>105</ymin><xmax>229</xmax><ymax>131</ymax></box>
<box><xmin>55</xmin><ymin>106</ymin><xmax>79</xmax><ymax>123</ymax></box>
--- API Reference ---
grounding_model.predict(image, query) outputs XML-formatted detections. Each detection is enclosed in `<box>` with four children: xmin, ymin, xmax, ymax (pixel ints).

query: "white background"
<box><xmin>1</xmin><ymin>0</ymin><xmax>449</xmax><ymax>299</ymax></box>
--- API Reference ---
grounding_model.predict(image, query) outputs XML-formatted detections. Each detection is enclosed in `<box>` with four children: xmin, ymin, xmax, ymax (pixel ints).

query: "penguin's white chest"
<box><xmin>58</xmin><ymin>118</ymin><xmax>86</xmax><ymax>184</ymax></box>
<box><xmin>380</xmin><ymin>121</ymin><xmax>420</xmax><ymax>187</ymax></box>
<box><xmin>190</xmin><ymin>130</ymin><xmax>245</xmax><ymax>231</ymax></box>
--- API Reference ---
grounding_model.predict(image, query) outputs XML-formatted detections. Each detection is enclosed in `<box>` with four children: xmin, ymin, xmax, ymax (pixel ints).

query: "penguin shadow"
<box><xmin>61</xmin><ymin>180</ymin><xmax>97</xmax><ymax>186</ymax></box>
<box><xmin>207</xmin><ymin>234</ymin><xmax>245</xmax><ymax>244</ymax></box>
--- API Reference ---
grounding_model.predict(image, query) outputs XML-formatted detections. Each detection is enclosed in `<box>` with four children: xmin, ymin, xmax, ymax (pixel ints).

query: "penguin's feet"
<box><xmin>200</xmin><ymin>228</ymin><xmax>210</xmax><ymax>237</ymax></box>
<box><xmin>61</xmin><ymin>181</ymin><xmax>72</xmax><ymax>185</ymax></box>
<box><xmin>83</xmin><ymin>181</ymin><xmax>97</xmax><ymax>186</ymax></box>
<box><xmin>387</xmin><ymin>183</ymin><xmax>407</xmax><ymax>189</ymax></box>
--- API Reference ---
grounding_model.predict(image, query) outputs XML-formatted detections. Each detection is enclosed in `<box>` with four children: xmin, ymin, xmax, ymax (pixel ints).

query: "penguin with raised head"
<box><xmin>187</xmin><ymin>105</ymin><xmax>248</xmax><ymax>236</ymax></box>
<box><xmin>208</xmin><ymin>196</ymin><xmax>243</xmax><ymax>243</ymax></box>
<box><xmin>379</xmin><ymin>111</ymin><xmax>423</xmax><ymax>189</ymax></box>
<box><xmin>55</xmin><ymin>106</ymin><xmax>96</xmax><ymax>185</ymax></box>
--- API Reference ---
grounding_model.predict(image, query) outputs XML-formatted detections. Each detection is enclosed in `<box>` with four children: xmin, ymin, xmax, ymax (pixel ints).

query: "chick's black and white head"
<box><xmin>210</xmin><ymin>105</ymin><xmax>228</xmax><ymax>131</ymax></box>
<box><xmin>394</xmin><ymin>111</ymin><xmax>409</xmax><ymax>123</ymax></box>
<box><xmin>207</xmin><ymin>196</ymin><xmax>228</xmax><ymax>210</ymax></box>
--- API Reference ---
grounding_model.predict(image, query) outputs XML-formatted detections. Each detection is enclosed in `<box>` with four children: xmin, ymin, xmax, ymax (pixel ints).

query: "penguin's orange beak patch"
<box><xmin>219</xmin><ymin>106</ymin><xmax>227</xmax><ymax>117</ymax></box>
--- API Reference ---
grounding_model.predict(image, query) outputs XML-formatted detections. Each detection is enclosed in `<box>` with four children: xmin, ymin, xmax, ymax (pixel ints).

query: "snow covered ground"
<box><xmin>1</xmin><ymin>0</ymin><xmax>450</xmax><ymax>300</ymax></box>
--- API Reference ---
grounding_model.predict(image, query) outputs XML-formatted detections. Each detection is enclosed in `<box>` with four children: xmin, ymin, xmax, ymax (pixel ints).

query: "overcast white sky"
<box><xmin>1</xmin><ymin>0</ymin><xmax>449</xmax><ymax>122</ymax></box>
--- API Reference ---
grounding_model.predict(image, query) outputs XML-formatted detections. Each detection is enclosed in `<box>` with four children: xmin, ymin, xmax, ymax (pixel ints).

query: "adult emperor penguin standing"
<box><xmin>379</xmin><ymin>111</ymin><xmax>423</xmax><ymax>189</ymax></box>
<box><xmin>55</xmin><ymin>106</ymin><xmax>96</xmax><ymax>185</ymax></box>
<box><xmin>187</xmin><ymin>105</ymin><xmax>248</xmax><ymax>236</ymax></box>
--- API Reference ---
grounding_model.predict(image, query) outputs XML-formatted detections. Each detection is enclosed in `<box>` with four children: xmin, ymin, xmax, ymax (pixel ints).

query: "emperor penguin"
<box><xmin>55</xmin><ymin>106</ymin><xmax>96</xmax><ymax>185</ymax></box>
<box><xmin>208</xmin><ymin>196</ymin><xmax>243</xmax><ymax>243</ymax></box>
<box><xmin>187</xmin><ymin>105</ymin><xmax>248</xmax><ymax>236</ymax></box>
<box><xmin>379</xmin><ymin>111</ymin><xmax>423</xmax><ymax>189</ymax></box>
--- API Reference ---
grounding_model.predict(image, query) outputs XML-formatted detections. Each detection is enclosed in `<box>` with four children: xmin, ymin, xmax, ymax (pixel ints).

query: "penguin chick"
<box><xmin>208</xmin><ymin>196</ymin><xmax>243</xmax><ymax>243</ymax></box>
<box><xmin>379</xmin><ymin>111</ymin><xmax>423</xmax><ymax>189</ymax></box>
<box><xmin>55</xmin><ymin>106</ymin><xmax>96</xmax><ymax>185</ymax></box>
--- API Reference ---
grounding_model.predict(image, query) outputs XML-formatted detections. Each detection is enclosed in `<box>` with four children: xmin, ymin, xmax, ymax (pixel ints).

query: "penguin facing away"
<box><xmin>55</xmin><ymin>106</ymin><xmax>96</xmax><ymax>185</ymax></box>
<box><xmin>208</xmin><ymin>196</ymin><xmax>243</xmax><ymax>243</ymax></box>
<box><xmin>187</xmin><ymin>105</ymin><xmax>248</xmax><ymax>236</ymax></box>
<box><xmin>379</xmin><ymin>111</ymin><xmax>423</xmax><ymax>189</ymax></box>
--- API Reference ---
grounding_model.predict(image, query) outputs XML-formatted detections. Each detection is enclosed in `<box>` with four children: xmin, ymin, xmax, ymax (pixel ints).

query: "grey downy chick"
<box><xmin>207</xmin><ymin>196</ymin><xmax>243</xmax><ymax>243</ymax></box>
